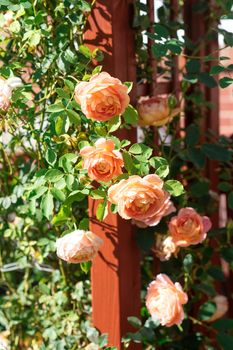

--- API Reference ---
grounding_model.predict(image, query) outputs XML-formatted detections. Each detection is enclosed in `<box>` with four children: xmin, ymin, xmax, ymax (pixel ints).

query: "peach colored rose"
<box><xmin>137</xmin><ymin>96</ymin><xmax>181</xmax><ymax>127</ymax></box>
<box><xmin>205</xmin><ymin>295</ymin><xmax>228</xmax><ymax>323</ymax></box>
<box><xmin>169</xmin><ymin>207</ymin><xmax>212</xmax><ymax>247</ymax></box>
<box><xmin>80</xmin><ymin>138</ymin><xmax>124</xmax><ymax>182</ymax></box>
<box><xmin>153</xmin><ymin>234</ymin><xmax>179</xmax><ymax>261</ymax></box>
<box><xmin>146</xmin><ymin>274</ymin><xmax>188</xmax><ymax>327</ymax></box>
<box><xmin>0</xmin><ymin>78</ymin><xmax>12</xmax><ymax>111</ymax></box>
<box><xmin>56</xmin><ymin>230</ymin><xmax>103</xmax><ymax>263</ymax></box>
<box><xmin>108</xmin><ymin>174</ymin><xmax>175</xmax><ymax>227</ymax></box>
<box><xmin>75</xmin><ymin>72</ymin><xmax>130</xmax><ymax>121</ymax></box>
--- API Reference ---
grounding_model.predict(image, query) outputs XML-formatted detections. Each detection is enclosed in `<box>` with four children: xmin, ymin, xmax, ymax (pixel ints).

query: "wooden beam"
<box><xmin>85</xmin><ymin>2</ymin><xmax>141</xmax><ymax>349</ymax></box>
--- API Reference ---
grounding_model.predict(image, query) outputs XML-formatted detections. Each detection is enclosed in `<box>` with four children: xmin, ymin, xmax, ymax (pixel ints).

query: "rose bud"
<box><xmin>137</xmin><ymin>96</ymin><xmax>181</xmax><ymax>127</ymax></box>
<box><xmin>56</xmin><ymin>230</ymin><xmax>103</xmax><ymax>263</ymax></box>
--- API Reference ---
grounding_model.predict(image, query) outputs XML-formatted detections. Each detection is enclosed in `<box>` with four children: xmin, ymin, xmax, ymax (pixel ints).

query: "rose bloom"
<box><xmin>206</xmin><ymin>295</ymin><xmax>228</xmax><ymax>323</ymax></box>
<box><xmin>56</xmin><ymin>230</ymin><xmax>103</xmax><ymax>263</ymax></box>
<box><xmin>153</xmin><ymin>234</ymin><xmax>178</xmax><ymax>261</ymax></box>
<box><xmin>74</xmin><ymin>71</ymin><xmax>130</xmax><ymax>121</ymax></box>
<box><xmin>169</xmin><ymin>207</ymin><xmax>212</xmax><ymax>247</ymax></box>
<box><xmin>137</xmin><ymin>96</ymin><xmax>181</xmax><ymax>127</ymax></box>
<box><xmin>0</xmin><ymin>78</ymin><xmax>12</xmax><ymax>111</ymax></box>
<box><xmin>146</xmin><ymin>274</ymin><xmax>188</xmax><ymax>327</ymax></box>
<box><xmin>108</xmin><ymin>174</ymin><xmax>175</xmax><ymax>227</ymax></box>
<box><xmin>3</xmin><ymin>11</ymin><xmax>14</xmax><ymax>27</ymax></box>
<box><xmin>80</xmin><ymin>138</ymin><xmax>124</xmax><ymax>182</ymax></box>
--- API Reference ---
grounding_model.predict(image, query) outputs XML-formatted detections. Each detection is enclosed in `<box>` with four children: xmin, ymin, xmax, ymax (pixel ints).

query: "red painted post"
<box><xmin>85</xmin><ymin>2</ymin><xmax>141</xmax><ymax>349</ymax></box>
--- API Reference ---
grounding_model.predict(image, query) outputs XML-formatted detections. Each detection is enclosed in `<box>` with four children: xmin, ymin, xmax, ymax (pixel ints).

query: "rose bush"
<box><xmin>0</xmin><ymin>0</ymin><xmax>232</xmax><ymax>349</ymax></box>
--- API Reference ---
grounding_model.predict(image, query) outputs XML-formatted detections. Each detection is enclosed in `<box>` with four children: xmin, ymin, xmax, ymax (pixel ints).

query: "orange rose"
<box><xmin>56</xmin><ymin>230</ymin><xmax>103</xmax><ymax>263</ymax></box>
<box><xmin>74</xmin><ymin>72</ymin><xmax>130</xmax><ymax>121</ymax></box>
<box><xmin>80</xmin><ymin>138</ymin><xmax>124</xmax><ymax>182</ymax></box>
<box><xmin>108</xmin><ymin>174</ymin><xmax>175</xmax><ymax>227</ymax></box>
<box><xmin>153</xmin><ymin>234</ymin><xmax>179</xmax><ymax>261</ymax></box>
<box><xmin>205</xmin><ymin>295</ymin><xmax>228</xmax><ymax>323</ymax></box>
<box><xmin>137</xmin><ymin>96</ymin><xmax>181</xmax><ymax>127</ymax></box>
<box><xmin>0</xmin><ymin>78</ymin><xmax>12</xmax><ymax>111</ymax></box>
<box><xmin>146</xmin><ymin>274</ymin><xmax>188</xmax><ymax>327</ymax></box>
<box><xmin>169</xmin><ymin>207</ymin><xmax>212</xmax><ymax>247</ymax></box>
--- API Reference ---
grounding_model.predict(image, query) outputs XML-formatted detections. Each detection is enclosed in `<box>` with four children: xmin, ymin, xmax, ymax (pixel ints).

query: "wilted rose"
<box><xmin>75</xmin><ymin>72</ymin><xmax>129</xmax><ymax>121</ymax></box>
<box><xmin>169</xmin><ymin>207</ymin><xmax>212</xmax><ymax>247</ymax></box>
<box><xmin>146</xmin><ymin>273</ymin><xmax>188</xmax><ymax>327</ymax></box>
<box><xmin>137</xmin><ymin>96</ymin><xmax>181</xmax><ymax>127</ymax></box>
<box><xmin>108</xmin><ymin>174</ymin><xmax>175</xmax><ymax>227</ymax></box>
<box><xmin>0</xmin><ymin>76</ymin><xmax>23</xmax><ymax>111</ymax></box>
<box><xmin>153</xmin><ymin>234</ymin><xmax>178</xmax><ymax>261</ymax></box>
<box><xmin>56</xmin><ymin>230</ymin><xmax>103</xmax><ymax>263</ymax></box>
<box><xmin>80</xmin><ymin>138</ymin><xmax>124</xmax><ymax>182</ymax></box>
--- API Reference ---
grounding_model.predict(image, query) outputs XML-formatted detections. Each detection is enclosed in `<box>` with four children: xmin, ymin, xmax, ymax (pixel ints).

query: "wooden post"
<box><xmin>85</xmin><ymin>2</ymin><xmax>141</xmax><ymax>349</ymax></box>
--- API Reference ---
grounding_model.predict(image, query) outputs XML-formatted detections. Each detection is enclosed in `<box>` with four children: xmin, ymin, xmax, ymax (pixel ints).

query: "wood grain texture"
<box><xmin>85</xmin><ymin>1</ymin><xmax>141</xmax><ymax>349</ymax></box>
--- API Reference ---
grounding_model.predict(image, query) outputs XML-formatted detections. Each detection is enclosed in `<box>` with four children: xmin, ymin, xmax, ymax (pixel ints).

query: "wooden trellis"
<box><xmin>84</xmin><ymin>1</ymin><xmax>220</xmax><ymax>349</ymax></box>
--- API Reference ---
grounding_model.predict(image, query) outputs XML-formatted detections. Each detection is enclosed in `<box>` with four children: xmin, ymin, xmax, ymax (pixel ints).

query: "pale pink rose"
<box><xmin>146</xmin><ymin>274</ymin><xmax>188</xmax><ymax>327</ymax></box>
<box><xmin>56</xmin><ymin>230</ymin><xmax>103</xmax><ymax>263</ymax></box>
<box><xmin>205</xmin><ymin>295</ymin><xmax>229</xmax><ymax>323</ymax></box>
<box><xmin>153</xmin><ymin>234</ymin><xmax>179</xmax><ymax>261</ymax></box>
<box><xmin>169</xmin><ymin>207</ymin><xmax>212</xmax><ymax>247</ymax></box>
<box><xmin>80</xmin><ymin>138</ymin><xmax>124</xmax><ymax>182</ymax></box>
<box><xmin>0</xmin><ymin>78</ymin><xmax>12</xmax><ymax>111</ymax></box>
<box><xmin>3</xmin><ymin>11</ymin><xmax>14</xmax><ymax>28</ymax></box>
<box><xmin>108</xmin><ymin>174</ymin><xmax>175</xmax><ymax>227</ymax></box>
<box><xmin>137</xmin><ymin>96</ymin><xmax>181</xmax><ymax>127</ymax></box>
<box><xmin>74</xmin><ymin>72</ymin><xmax>130</xmax><ymax>121</ymax></box>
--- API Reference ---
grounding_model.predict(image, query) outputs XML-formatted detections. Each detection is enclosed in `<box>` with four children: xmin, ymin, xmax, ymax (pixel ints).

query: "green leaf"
<box><xmin>52</xmin><ymin>205</ymin><xmax>71</xmax><ymax>225</ymax></box>
<box><xmin>123</xmin><ymin>105</ymin><xmax>138</xmax><ymax>125</ymax></box>
<box><xmin>65</xmin><ymin>191</ymin><xmax>86</xmax><ymax>205</ymax></box>
<box><xmin>66</xmin><ymin>109</ymin><xmax>81</xmax><ymax>125</ymax></box>
<box><xmin>149</xmin><ymin>156</ymin><xmax>168</xmax><ymax>168</ymax></box>
<box><xmin>45</xmin><ymin>169</ymin><xmax>63</xmax><ymax>182</ymax></box>
<box><xmin>210</xmin><ymin>65</ymin><xmax>225</xmax><ymax>75</ymax></box>
<box><xmin>41</xmin><ymin>192</ymin><xmax>54</xmax><ymax>220</ymax></box>
<box><xmin>124</xmin><ymin>82</ymin><xmax>133</xmax><ymax>93</ymax></box>
<box><xmin>64</xmin><ymin>79</ymin><xmax>75</xmax><ymax>91</ymax></box>
<box><xmin>129</xmin><ymin>143</ymin><xmax>152</xmax><ymax>158</ymax></box>
<box><xmin>198</xmin><ymin>72</ymin><xmax>217</xmax><ymax>87</ymax></box>
<box><xmin>185</xmin><ymin>123</ymin><xmax>200</xmax><ymax>146</ymax></box>
<box><xmin>59</xmin><ymin>153</ymin><xmax>78</xmax><ymax>173</ymax></box>
<box><xmin>202</xmin><ymin>143</ymin><xmax>232</xmax><ymax>162</ymax></box>
<box><xmin>220</xmin><ymin>247</ymin><xmax>233</xmax><ymax>263</ymax></box>
<box><xmin>80</xmin><ymin>261</ymin><xmax>92</xmax><ymax>273</ymax></box>
<box><xmin>219</xmin><ymin>77</ymin><xmax>233</xmax><ymax>88</ymax></box>
<box><xmin>30</xmin><ymin>186</ymin><xmax>48</xmax><ymax>200</ymax></box>
<box><xmin>90</xmin><ymin>189</ymin><xmax>106</xmax><ymax>199</ymax></box>
<box><xmin>218</xmin><ymin>182</ymin><xmax>231</xmax><ymax>192</ymax></box>
<box><xmin>187</xmin><ymin>148</ymin><xmax>206</xmax><ymax>168</ymax></box>
<box><xmin>154</xmin><ymin>23</ymin><xmax>169</xmax><ymax>39</ymax></box>
<box><xmin>198</xmin><ymin>301</ymin><xmax>216</xmax><ymax>321</ymax></box>
<box><xmin>123</xmin><ymin>151</ymin><xmax>135</xmax><ymax>173</ymax></box>
<box><xmin>186</xmin><ymin>60</ymin><xmax>201</xmax><ymax>74</ymax></box>
<box><xmin>127</xmin><ymin>316</ymin><xmax>142</xmax><ymax>329</ymax></box>
<box><xmin>164</xmin><ymin>180</ymin><xmax>184</xmax><ymax>197</ymax></box>
<box><xmin>107</xmin><ymin>115</ymin><xmax>121</xmax><ymax>133</ymax></box>
<box><xmin>51</xmin><ymin>188</ymin><xmax>66</xmax><ymax>202</ymax></box>
<box><xmin>228</xmin><ymin>192</ymin><xmax>233</xmax><ymax>210</ymax></box>
<box><xmin>55</xmin><ymin>115</ymin><xmax>70</xmax><ymax>135</ymax></box>
<box><xmin>207</xmin><ymin>266</ymin><xmax>225</xmax><ymax>281</ymax></box>
<box><xmin>79</xmin><ymin>45</ymin><xmax>91</xmax><ymax>58</ymax></box>
<box><xmin>217</xmin><ymin>332</ymin><xmax>233</xmax><ymax>350</ymax></box>
<box><xmin>78</xmin><ymin>218</ymin><xmax>89</xmax><ymax>230</ymax></box>
<box><xmin>47</xmin><ymin>103</ymin><xmax>64</xmax><ymax>112</ymax></box>
<box><xmin>96</xmin><ymin>200</ymin><xmax>108</xmax><ymax>221</ymax></box>
<box><xmin>45</xmin><ymin>148</ymin><xmax>57</xmax><ymax>166</ymax></box>
<box><xmin>56</xmin><ymin>88</ymin><xmax>70</xmax><ymax>99</ymax></box>
<box><xmin>213</xmin><ymin>319</ymin><xmax>233</xmax><ymax>331</ymax></box>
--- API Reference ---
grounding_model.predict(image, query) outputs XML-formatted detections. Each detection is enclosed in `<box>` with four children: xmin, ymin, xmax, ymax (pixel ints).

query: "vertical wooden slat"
<box><xmin>85</xmin><ymin>2</ymin><xmax>141</xmax><ymax>349</ymax></box>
